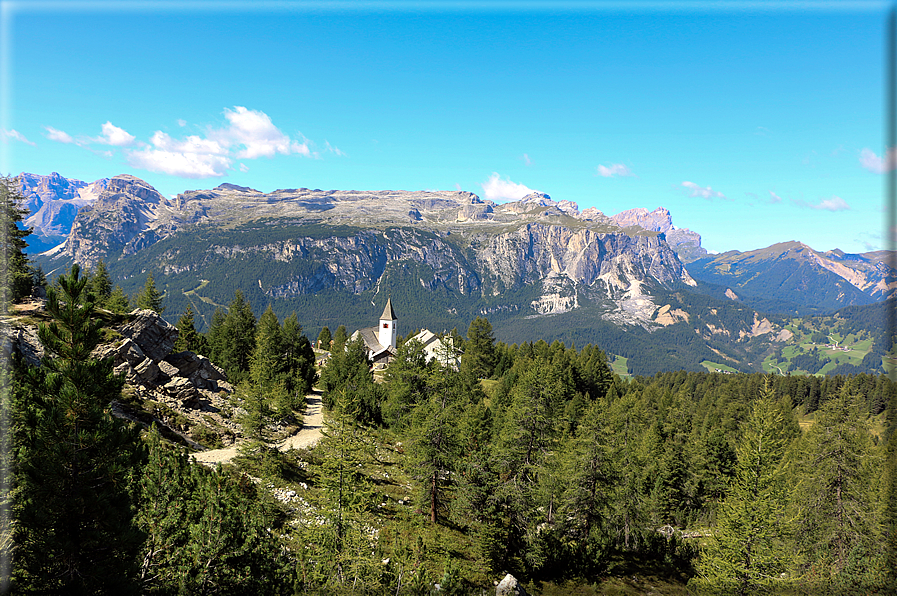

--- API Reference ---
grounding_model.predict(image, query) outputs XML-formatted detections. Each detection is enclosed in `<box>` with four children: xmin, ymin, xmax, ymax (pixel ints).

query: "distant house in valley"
<box><xmin>351</xmin><ymin>297</ymin><xmax>398</xmax><ymax>367</ymax></box>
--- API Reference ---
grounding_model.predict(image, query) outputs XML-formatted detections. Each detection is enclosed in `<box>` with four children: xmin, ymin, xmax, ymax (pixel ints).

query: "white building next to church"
<box><xmin>351</xmin><ymin>298</ymin><xmax>398</xmax><ymax>366</ymax></box>
<box><xmin>408</xmin><ymin>329</ymin><xmax>460</xmax><ymax>370</ymax></box>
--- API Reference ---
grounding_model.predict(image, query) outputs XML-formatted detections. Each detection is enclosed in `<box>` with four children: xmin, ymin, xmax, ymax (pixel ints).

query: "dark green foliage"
<box><xmin>460</xmin><ymin>316</ymin><xmax>497</xmax><ymax>379</ymax></box>
<box><xmin>136</xmin><ymin>427</ymin><xmax>291</xmax><ymax>594</ymax></box>
<box><xmin>88</xmin><ymin>259</ymin><xmax>113</xmax><ymax>306</ymax></box>
<box><xmin>320</xmin><ymin>335</ymin><xmax>383</xmax><ymax>425</ymax></box>
<box><xmin>789</xmin><ymin>387</ymin><xmax>884</xmax><ymax>592</ymax></box>
<box><xmin>133</xmin><ymin>272</ymin><xmax>165</xmax><ymax>313</ymax></box>
<box><xmin>382</xmin><ymin>339</ymin><xmax>430</xmax><ymax>429</ymax></box>
<box><xmin>106</xmin><ymin>284</ymin><xmax>131</xmax><ymax>313</ymax></box>
<box><xmin>691</xmin><ymin>380</ymin><xmax>791</xmax><ymax>595</ymax></box>
<box><xmin>13</xmin><ymin>264</ymin><xmax>144</xmax><ymax>594</ymax></box>
<box><xmin>317</xmin><ymin>325</ymin><xmax>332</xmax><ymax>349</ymax></box>
<box><xmin>1</xmin><ymin>175</ymin><xmax>34</xmax><ymax>305</ymax></box>
<box><xmin>332</xmin><ymin>324</ymin><xmax>348</xmax><ymax>352</ymax></box>
<box><xmin>173</xmin><ymin>304</ymin><xmax>209</xmax><ymax>355</ymax></box>
<box><xmin>206</xmin><ymin>291</ymin><xmax>257</xmax><ymax>384</ymax></box>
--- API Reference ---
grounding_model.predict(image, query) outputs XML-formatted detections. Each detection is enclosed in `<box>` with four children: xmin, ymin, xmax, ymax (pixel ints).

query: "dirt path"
<box><xmin>191</xmin><ymin>390</ymin><xmax>325</xmax><ymax>467</ymax></box>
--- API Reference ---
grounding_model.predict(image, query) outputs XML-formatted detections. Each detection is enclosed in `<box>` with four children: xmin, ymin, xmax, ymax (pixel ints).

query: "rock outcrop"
<box><xmin>9</xmin><ymin>306</ymin><xmax>238</xmax><ymax>446</ymax></box>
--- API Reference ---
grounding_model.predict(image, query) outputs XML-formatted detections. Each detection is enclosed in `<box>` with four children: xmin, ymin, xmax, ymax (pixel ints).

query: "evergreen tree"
<box><xmin>88</xmin><ymin>259</ymin><xmax>112</xmax><ymax>306</ymax></box>
<box><xmin>406</xmin><ymin>365</ymin><xmax>463</xmax><ymax>523</ymax></box>
<box><xmin>136</xmin><ymin>427</ymin><xmax>292</xmax><ymax>594</ymax></box>
<box><xmin>105</xmin><ymin>285</ymin><xmax>131</xmax><ymax>313</ymax></box>
<box><xmin>13</xmin><ymin>264</ymin><xmax>144</xmax><ymax>593</ymax></box>
<box><xmin>556</xmin><ymin>399</ymin><xmax>616</xmax><ymax>576</ymax></box>
<box><xmin>280</xmin><ymin>312</ymin><xmax>317</xmax><ymax>399</ymax></box>
<box><xmin>332</xmin><ymin>324</ymin><xmax>349</xmax><ymax>352</ymax></box>
<box><xmin>1</xmin><ymin>175</ymin><xmax>33</xmax><ymax>305</ymax></box>
<box><xmin>382</xmin><ymin>338</ymin><xmax>430</xmax><ymax>429</ymax></box>
<box><xmin>789</xmin><ymin>386</ymin><xmax>884</xmax><ymax>591</ymax></box>
<box><xmin>314</xmin><ymin>391</ymin><xmax>377</xmax><ymax>588</ymax></box>
<box><xmin>460</xmin><ymin>316</ymin><xmax>497</xmax><ymax>379</ymax></box>
<box><xmin>317</xmin><ymin>326</ymin><xmax>332</xmax><ymax>350</ymax></box>
<box><xmin>207</xmin><ymin>291</ymin><xmax>257</xmax><ymax>384</ymax></box>
<box><xmin>133</xmin><ymin>272</ymin><xmax>165</xmax><ymax>313</ymax></box>
<box><xmin>173</xmin><ymin>304</ymin><xmax>208</xmax><ymax>354</ymax></box>
<box><xmin>691</xmin><ymin>380</ymin><xmax>792</xmax><ymax>595</ymax></box>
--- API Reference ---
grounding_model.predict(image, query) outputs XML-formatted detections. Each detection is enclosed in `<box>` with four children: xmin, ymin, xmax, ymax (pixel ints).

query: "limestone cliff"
<box><xmin>47</xmin><ymin>174</ymin><xmax>697</xmax><ymax>326</ymax></box>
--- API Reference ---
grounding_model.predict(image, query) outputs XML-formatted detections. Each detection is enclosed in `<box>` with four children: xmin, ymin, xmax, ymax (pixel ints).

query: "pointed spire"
<box><xmin>380</xmin><ymin>297</ymin><xmax>397</xmax><ymax>321</ymax></box>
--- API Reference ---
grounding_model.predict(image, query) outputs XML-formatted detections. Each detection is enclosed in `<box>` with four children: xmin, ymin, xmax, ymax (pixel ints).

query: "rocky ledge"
<box><xmin>5</xmin><ymin>303</ymin><xmax>240</xmax><ymax>449</ymax></box>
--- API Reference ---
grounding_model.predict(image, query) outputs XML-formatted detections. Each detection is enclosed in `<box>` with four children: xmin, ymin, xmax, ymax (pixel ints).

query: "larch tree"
<box><xmin>789</xmin><ymin>386</ymin><xmax>884</xmax><ymax>592</ymax></box>
<box><xmin>460</xmin><ymin>316</ymin><xmax>497</xmax><ymax>380</ymax></box>
<box><xmin>691</xmin><ymin>380</ymin><xmax>792</xmax><ymax>596</ymax></box>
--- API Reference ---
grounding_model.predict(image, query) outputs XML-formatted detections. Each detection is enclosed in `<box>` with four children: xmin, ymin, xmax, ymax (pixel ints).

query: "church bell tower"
<box><xmin>378</xmin><ymin>297</ymin><xmax>397</xmax><ymax>351</ymax></box>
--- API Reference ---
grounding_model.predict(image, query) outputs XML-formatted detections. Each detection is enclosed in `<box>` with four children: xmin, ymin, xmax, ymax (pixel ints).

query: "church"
<box><xmin>351</xmin><ymin>298</ymin><xmax>460</xmax><ymax>370</ymax></box>
<box><xmin>350</xmin><ymin>297</ymin><xmax>398</xmax><ymax>367</ymax></box>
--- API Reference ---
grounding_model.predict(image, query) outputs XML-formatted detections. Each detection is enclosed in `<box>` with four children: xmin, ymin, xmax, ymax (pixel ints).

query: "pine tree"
<box><xmin>556</xmin><ymin>399</ymin><xmax>616</xmax><ymax>575</ymax></box>
<box><xmin>406</xmin><ymin>365</ymin><xmax>463</xmax><ymax>523</ymax></box>
<box><xmin>133</xmin><ymin>272</ymin><xmax>165</xmax><ymax>313</ymax></box>
<box><xmin>281</xmin><ymin>313</ymin><xmax>317</xmax><ymax>397</ymax></box>
<box><xmin>13</xmin><ymin>264</ymin><xmax>144</xmax><ymax>593</ymax></box>
<box><xmin>691</xmin><ymin>380</ymin><xmax>792</xmax><ymax>595</ymax></box>
<box><xmin>1</xmin><ymin>175</ymin><xmax>33</xmax><ymax>305</ymax></box>
<box><xmin>136</xmin><ymin>427</ymin><xmax>292</xmax><ymax>594</ymax></box>
<box><xmin>207</xmin><ymin>292</ymin><xmax>257</xmax><ymax>384</ymax></box>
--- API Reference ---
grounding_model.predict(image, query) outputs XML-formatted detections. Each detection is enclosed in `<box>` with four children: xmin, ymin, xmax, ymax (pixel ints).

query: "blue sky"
<box><xmin>0</xmin><ymin>1</ymin><xmax>892</xmax><ymax>254</ymax></box>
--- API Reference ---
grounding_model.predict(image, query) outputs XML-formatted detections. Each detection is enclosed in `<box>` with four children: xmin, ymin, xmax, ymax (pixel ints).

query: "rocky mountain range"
<box><xmin>21</xmin><ymin>172</ymin><xmax>896</xmax><ymax>375</ymax></box>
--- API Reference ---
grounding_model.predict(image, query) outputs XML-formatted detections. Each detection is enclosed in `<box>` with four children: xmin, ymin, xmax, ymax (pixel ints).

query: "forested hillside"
<box><xmin>6</xmin><ymin>273</ymin><xmax>896</xmax><ymax>593</ymax></box>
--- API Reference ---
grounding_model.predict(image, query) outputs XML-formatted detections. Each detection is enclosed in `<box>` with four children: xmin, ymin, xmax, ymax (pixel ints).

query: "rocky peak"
<box><xmin>610</xmin><ymin>207</ymin><xmax>673</xmax><ymax>233</ymax></box>
<box><xmin>103</xmin><ymin>174</ymin><xmax>166</xmax><ymax>205</ymax></box>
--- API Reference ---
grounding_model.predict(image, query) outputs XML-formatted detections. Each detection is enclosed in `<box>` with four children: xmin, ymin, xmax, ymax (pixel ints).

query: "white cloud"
<box><xmin>212</xmin><ymin>106</ymin><xmax>309</xmax><ymax>159</ymax></box>
<box><xmin>239</xmin><ymin>163</ymin><xmax>249</xmax><ymax>172</ymax></box>
<box><xmin>127</xmin><ymin>147</ymin><xmax>231</xmax><ymax>178</ymax></box>
<box><xmin>597</xmin><ymin>163</ymin><xmax>634</xmax><ymax>178</ymax></box>
<box><xmin>44</xmin><ymin>126</ymin><xmax>74</xmax><ymax>144</ymax></box>
<box><xmin>793</xmin><ymin>195</ymin><xmax>851</xmax><ymax>211</ymax></box>
<box><xmin>522</xmin><ymin>153</ymin><xmax>533</xmax><ymax>166</ymax></box>
<box><xmin>815</xmin><ymin>196</ymin><xmax>851</xmax><ymax>211</ymax></box>
<box><xmin>681</xmin><ymin>181</ymin><xmax>726</xmax><ymax>200</ymax></box>
<box><xmin>1</xmin><ymin>129</ymin><xmax>35</xmax><ymax>146</ymax></box>
<box><xmin>94</xmin><ymin>121</ymin><xmax>136</xmax><ymax>146</ymax></box>
<box><xmin>481</xmin><ymin>172</ymin><xmax>535</xmax><ymax>201</ymax></box>
<box><xmin>127</xmin><ymin>130</ymin><xmax>231</xmax><ymax>178</ymax></box>
<box><xmin>325</xmin><ymin>140</ymin><xmax>345</xmax><ymax>157</ymax></box>
<box><xmin>45</xmin><ymin>107</ymin><xmax>320</xmax><ymax>179</ymax></box>
<box><xmin>860</xmin><ymin>147</ymin><xmax>897</xmax><ymax>174</ymax></box>
<box><xmin>768</xmin><ymin>191</ymin><xmax>782</xmax><ymax>204</ymax></box>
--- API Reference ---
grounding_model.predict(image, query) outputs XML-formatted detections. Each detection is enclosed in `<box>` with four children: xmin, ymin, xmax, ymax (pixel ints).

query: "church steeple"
<box><xmin>380</xmin><ymin>297</ymin><xmax>397</xmax><ymax>322</ymax></box>
<box><xmin>378</xmin><ymin>297</ymin><xmax>397</xmax><ymax>351</ymax></box>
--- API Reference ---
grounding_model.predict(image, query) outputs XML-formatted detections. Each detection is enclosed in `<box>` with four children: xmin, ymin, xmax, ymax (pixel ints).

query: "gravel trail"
<box><xmin>191</xmin><ymin>390</ymin><xmax>324</xmax><ymax>466</ymax></box>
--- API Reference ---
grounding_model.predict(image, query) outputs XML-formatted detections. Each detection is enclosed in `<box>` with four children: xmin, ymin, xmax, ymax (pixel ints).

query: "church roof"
<box><xmin>380</xmin><ymin>297</ymin><xmax>397</xmax><ymax>321</ymax></box>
